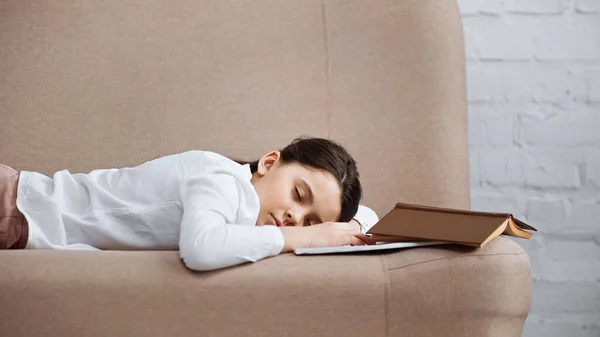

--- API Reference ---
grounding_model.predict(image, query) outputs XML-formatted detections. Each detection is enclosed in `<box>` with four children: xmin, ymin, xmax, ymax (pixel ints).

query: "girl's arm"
<box><xmin>178</xmin><ymin>173</ymin><xmax>285</xmax><ymax>272</ymax></box>
<box><xmin>178</xmin><ymin>172</ymin><xmax>377</xmax><ymax>271</ymax></box>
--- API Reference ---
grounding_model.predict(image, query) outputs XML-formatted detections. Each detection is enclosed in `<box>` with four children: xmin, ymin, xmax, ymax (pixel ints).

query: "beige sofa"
<box><xmin>0</xmin><ymin>1</ymin><xmax>532</xmax><ymax>336</ymax></box>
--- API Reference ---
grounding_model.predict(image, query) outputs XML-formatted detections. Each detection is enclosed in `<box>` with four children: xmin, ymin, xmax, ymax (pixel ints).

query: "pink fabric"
<box><xmin>0</xmin><ymin>164</ymin><xmax>28</xmax><ymax>249</ymax></box>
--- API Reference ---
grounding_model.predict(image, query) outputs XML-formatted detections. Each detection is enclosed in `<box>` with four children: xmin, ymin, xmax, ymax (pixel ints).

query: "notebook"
<box><xmin>293</xmin><ymin>241</ymin><xmax>448</xmax><ymax>255</ymax></box>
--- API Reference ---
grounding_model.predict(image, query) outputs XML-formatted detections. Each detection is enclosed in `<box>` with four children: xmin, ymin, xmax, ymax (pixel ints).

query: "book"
<box><xmin>293</xmin><ymin>241</ymin><xmax>449</xmax><ymax>255</ymax></box>
<box><xmin>366</xmin><ymin>202</ymin><xmax>537</xmax><ymax>248</ymax></box>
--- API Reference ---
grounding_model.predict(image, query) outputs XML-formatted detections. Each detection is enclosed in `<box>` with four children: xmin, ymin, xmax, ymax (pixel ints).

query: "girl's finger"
<box><xmin>348</xmin><ymin>236</ymin><xmax>367</xmax><ymax>246</ymax></box>
<box><xmin>355</xmin><ymin>234</ymin><xmax>376</xmax><ymax>245</ymax></box>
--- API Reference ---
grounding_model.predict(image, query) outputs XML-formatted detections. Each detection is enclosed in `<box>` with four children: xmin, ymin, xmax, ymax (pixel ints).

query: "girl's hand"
<box><xmin>279</xmin><ymin>221</ymin><xmax>376</xmax><ymax>253</ymax></box>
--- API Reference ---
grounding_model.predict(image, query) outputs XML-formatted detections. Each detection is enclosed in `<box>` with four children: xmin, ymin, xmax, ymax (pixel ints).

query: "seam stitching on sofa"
<box><xmin>378</xmin><ymin>255</ymin><xmax>391</xmax><ymax>337</ymax></box>
<box><xmin>320</xmin><ymin>0</ymin><xmax>332</xmax><ymax>137</ymax></box>
<box><xmin>386</xmin><ymin>251</ymin><xmax>528</xmax><ymax>272</ymax></box>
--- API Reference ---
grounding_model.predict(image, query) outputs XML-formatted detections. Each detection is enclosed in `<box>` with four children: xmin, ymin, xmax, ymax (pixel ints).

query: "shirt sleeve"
<box><xmin>353</xmin><ymin>205</ymin><xmax>379</xmax><ymax>233</ymax></box>
<box><xmin>178</xmin><ymin>173</ymin><xmax>284</xmax><ymax>272</ymax></box>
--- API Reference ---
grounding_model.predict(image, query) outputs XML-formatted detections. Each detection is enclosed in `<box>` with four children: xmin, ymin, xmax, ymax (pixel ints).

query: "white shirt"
<box><xmin>16</xmin><ymin>151</ymin><xmax>379</xmax><ymax>271</ymax></box>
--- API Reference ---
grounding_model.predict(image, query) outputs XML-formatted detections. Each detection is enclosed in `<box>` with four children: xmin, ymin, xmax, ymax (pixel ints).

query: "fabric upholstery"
<box><xmin>0</xmin><ymin>0</ymin><xmax>469</xmax><ymax>215</ymax></box>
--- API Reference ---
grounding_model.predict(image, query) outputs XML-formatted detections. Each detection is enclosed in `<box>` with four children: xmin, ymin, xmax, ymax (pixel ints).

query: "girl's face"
<box><xmin>251</xmin><ymin>151</ymin><xmax>342</xmax><ymax>227</ymax></box>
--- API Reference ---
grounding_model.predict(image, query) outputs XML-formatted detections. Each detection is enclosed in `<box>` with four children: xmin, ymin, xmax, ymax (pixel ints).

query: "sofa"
<box><xmin>0</xmin><ymin>0</ymin><xmax>532</xmax><ymax>336</ymax></box>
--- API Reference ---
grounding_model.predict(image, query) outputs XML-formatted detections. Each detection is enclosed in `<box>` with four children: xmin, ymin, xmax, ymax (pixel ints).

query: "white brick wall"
<box><xmin>458</xmin><ymin>0</ymin><xmax>600</xmax><ymax>335</ymax></box>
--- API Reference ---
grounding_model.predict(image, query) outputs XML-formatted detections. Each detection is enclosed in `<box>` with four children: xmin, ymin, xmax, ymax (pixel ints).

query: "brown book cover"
<box><xmin>366</xmin><ymin>202</ymin><xmax>537</xmax><ymax>248</ymax></box>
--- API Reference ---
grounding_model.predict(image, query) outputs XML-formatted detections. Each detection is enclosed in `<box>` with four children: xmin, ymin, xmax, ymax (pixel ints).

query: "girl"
<box><xmin>0</xmin><ymin>137</ymin><xmax>378</xmax><ymax>271</ymax></box>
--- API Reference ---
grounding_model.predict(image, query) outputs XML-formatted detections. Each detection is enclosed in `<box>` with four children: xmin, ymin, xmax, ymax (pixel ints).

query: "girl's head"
<box><xmin>239</xmin><ymin>137</ymin><xmax>362</xmax><ymax>227</ymax></box>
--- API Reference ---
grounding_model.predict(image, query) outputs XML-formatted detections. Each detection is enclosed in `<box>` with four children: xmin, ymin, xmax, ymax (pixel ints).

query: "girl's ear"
<box><xmin>256</xmin><ymin>151</ymin><xmax>281</xmax><ymax>176</ymax></box>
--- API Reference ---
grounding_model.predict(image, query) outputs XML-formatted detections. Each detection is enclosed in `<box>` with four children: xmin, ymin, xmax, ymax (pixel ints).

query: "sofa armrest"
<box><xmin>381</xmin><ymin>236</ymin><xmax>532</xmax><ymax>336</ymax></box>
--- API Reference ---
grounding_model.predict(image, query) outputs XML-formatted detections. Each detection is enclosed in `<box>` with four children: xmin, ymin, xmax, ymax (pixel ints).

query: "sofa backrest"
<box><xmin>0</xmin><ymin>0</ymin><xmax>469</xmax><ymax>214</ymax></box>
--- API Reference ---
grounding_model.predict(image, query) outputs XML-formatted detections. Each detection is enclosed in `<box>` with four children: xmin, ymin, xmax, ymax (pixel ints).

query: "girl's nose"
<box><xmin>285</xmin><ymin>210</ymin><xmax>303</xmax><ymax>227</ymax></box>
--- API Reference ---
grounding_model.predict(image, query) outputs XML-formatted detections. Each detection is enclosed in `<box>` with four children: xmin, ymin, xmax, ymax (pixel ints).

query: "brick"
<box><xmin>469</xmin><ymin>151</ymin><xmax>481</xmax><ymax>186</ymax></box>
<box><xmin>521</xmin><ymin>116</ymin><xmax>600</xmax><ymax>147</ymax></box>
<box><xmin>547</xmin><ymin>240</ymin><xmax>600</xmax><ymax>262</ymax></box>
<box><xmin>523</xmin><ymin>321</ymin><xmax>597</xmax><ymax>337</ymax></box>
<box><xmin>457</xmin><ymin>0</ymin><xmax>478</xmax><ymax>16</ymax></box>
<box><xmin>457</xmin><ymin>0</ymin><xmax>504</xmax><ymax>15</ymax></box>
<box><xmin>532</xmin><ymin>259</ymin><xmax>600</xmax><ymax>283</ymax></box>
<box><xmin>485</xmin><ymin>115</ymin><xmax>515</xmax><ymax>147</ymax></box>
<box><xmin>467</xmin><ymin>117</ymin><xmax>487</xmax><ymax>146</ymax></box>
<box><xmin>567</xmin><ymin>201</ymin><xmax>600</xmax><ymax>230</ymax></box>
<box><xmin>566</xmin><ymin>69</ymin><xmax>592</xmax><ymax>102</ymax></box>
<box><xmin>588</xmin><ymin>69</ymin><xmax>600</xmax><ymax>102</ymax></box>
<box><xmin>587</xmin><ymin>162</ymin><xmax>600</xmax><ymax>187</ymax></box>
<box><xmin>576</xmin><ymin>0</ymin><xmax>600</xmax><ymax>13</ymax></box>
<box><xmin>526</xmin><ymin>311</ymin><xmax>600</xmax><ymax>337</ymax></box>
<box><xmin>584</xmin><ymin>150</ymin><xmax>600</xmax><ymax>164</ymax></box>
<box><xmin>514</xmin><ymin>234</ymin><xmax>545</xmax><ymax>252</ymax></box>
<box><xmin>507</xmin><ymin>0</ymin><xmax>567</xmax><ymax>14</ymax></box>
<box><xmin>535</xmin><ymin>17</ymin><xmax>600</xmax><ymax>60</ymax></box>
<box><xmin>463</xmin><ymin>28</ymin><xmax>476</xmax><ymax>60</ymax></box>
<box><xmin>519</xmin><ymin>103</ymin><xmax>570</xmax><ymax>120</ymax></box>
<box><xmin>526</xmin><ymin>199</ymin><xmax>566</xmax><ymax>231</ymax></box>
<box><xmin>466</xmin><ymin>66</ymin><xmax>496</xmax><ymax>102</ymax></box>
<box><xmin>527</xmin><ymin>312</ymin><xmax>600</xmax><ymax>325</ymax></box>
<box><xmin>478</xmin><ymin>1</ymin><xmax>504</xmax><ymax>14</ymax></box>
<box><xmin>531</xmin><ymin>281</ymin><xmax>599</xmax><ymax>312</ymax></box>
<box><xmin>586</xmin><ymin>326</ymin><xmax>600</xmax><ymax>337</ymax></box>
<box><xmin>524</xmin><ymin>159</ymin><xmax>580</xmax><ymax>188</ymax></box>
<box><xmin>467</xmin><ymin>106</ymin><xmax>515</xmax><ymax>148</ymax></box>
<box><xmin>466</xmin><ymin>64</ymin><xmax>587</xmax><ymax>103</ymax></box>
<box><xmin>521</xmin><ymin>149</ymin><xmax>586</xmax><ymax>169</ymax></box>
<box><xmin>481</xmin><ymin>151</ymin><xmax>524</xmax><ymax>186</ymax></box>
<box><xmin>567</xmin><ymin>67</ymin><xmax>600</xmax><ymax>102</ymax></box>
<box><xmin>471</xmin><ymin>195</ymin><xmax>520</xmax><ymax>215</ymax></box>
<box><xmin>467</xmin><ymin>102</ymin><xmax>503</xmax><ymax>116</ymax></box>
<box><xmin>462</xmin><ymin>17</ymin><xmax>535</xmax><ymax>60</ymax></box>
<box><xmin>464</xmin><ymin>16</ymin><xmax>598</xmax><ymax>61</ymax></box>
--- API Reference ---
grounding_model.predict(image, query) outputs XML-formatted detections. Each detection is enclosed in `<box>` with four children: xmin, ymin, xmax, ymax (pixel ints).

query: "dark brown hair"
<box><xmin>235</xmin><ymin>137</ymin><xmax>362</xmax><ymax>223</ymax></box>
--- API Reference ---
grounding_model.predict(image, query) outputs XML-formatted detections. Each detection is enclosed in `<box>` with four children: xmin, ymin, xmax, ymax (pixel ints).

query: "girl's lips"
<box><xmin>271</xmin><ymin>214</ymin><xmax>282</xmax><ymax>227</ymax></box>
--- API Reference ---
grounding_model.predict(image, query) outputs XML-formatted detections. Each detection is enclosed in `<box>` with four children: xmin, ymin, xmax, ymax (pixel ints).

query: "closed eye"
<box><xmin>295</xmin><ymin>187</ymin><xmax>302</xmax><ymax>202</ymax></box>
